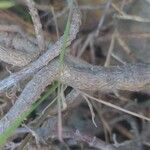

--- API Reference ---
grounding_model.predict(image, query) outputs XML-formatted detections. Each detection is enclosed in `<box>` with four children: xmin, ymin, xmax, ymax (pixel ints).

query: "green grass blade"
<box><xmin>0</xmin><ymin>83</ymin><xmax>58</xmax><ymax>145</ymax></box>
<box><xmin>59</xmin><ymin>4</ymin><xmax>72</xmax><ymax>68</ymax></box>
<box><xmin>0</xmin><ymin>1</ymin><xmax>74</xmax><ymax>145</ymax></box>
<box><xmin>0</xmin><ymin>1</ymin><xmax>15</xmax><ymax>9</ymax></box>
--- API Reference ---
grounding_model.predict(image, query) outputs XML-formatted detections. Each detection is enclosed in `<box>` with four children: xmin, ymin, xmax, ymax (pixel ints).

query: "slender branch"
<box><xmin>60</xmin><ymin>56</ymin><xmax>150</xmax><ymax>92</ymax></box>
<box><xmin>1</xmin><ymin>56</ymin><xmax>150</xmax><ymax>134</ymax></box>
<box><xmin>25</xmin><ymin>0</ymin><xmax>45</xmax><ymax>51</ymax></box>
<box><xmin>0</xmin><ymin>31</ymin><xmax>39</xmax><ymax>66</ymax></box>
<box><xmin>42</xmin><ymin>128</ymin><xmax>117</xmax><ymax>150</ymax></box>
<box><xmin>0</xmin><ymin>59</ymin><xmax>59</xmax><ymax>134</ymax></box>
<box><xmin>1</xmin><ymin>3</ymin><xmax>150</xmax><ymax>142</ymax></box>
<box><xmin>0</xmin><ymin>45</ymin><xmax>36</xmax><ymax>67</ymax></box>
<box><xmin>0</xmin><ymin>7</ymin><xmax>81</xmax><ymax>93</ymax></box>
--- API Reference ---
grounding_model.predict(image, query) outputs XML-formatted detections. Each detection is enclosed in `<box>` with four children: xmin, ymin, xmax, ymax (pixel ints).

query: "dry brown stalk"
<box><xmin>0</xmin><ymin>1</ymin><xmax>150</xmax><ymax>146</ymax></box>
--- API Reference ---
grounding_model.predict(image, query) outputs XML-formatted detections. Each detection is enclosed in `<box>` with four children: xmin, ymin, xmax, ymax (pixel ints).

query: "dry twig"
<box><xmin>25</xmin><ymin>0</ymin><xmax>45</xmax><ymax>51</ymax></box>
<box><xmin>1</xmin><ymin>55</ymin><xmax>150</xmax><ymax>133</ymax></box>
<box><xmin>0</xmin><ymin>7</ymin><xmax>81</xmax><ymax>93</ymax></box>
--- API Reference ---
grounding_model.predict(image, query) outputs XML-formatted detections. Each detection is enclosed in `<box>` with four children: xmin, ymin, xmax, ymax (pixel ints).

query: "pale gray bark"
<box><xmin>0</xmin><ymin>7</ymin><xmax>81</xmax><ymax>93</ymax></box>
<box><xmin>1</xmin><ymin>56</ymin><xmax>150</xmax><ymax>134</ymax></box>
<box><xmin>0</xmin><ymin>2</ymin><xmax>150</xmax><ymax>143</ymax></box>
